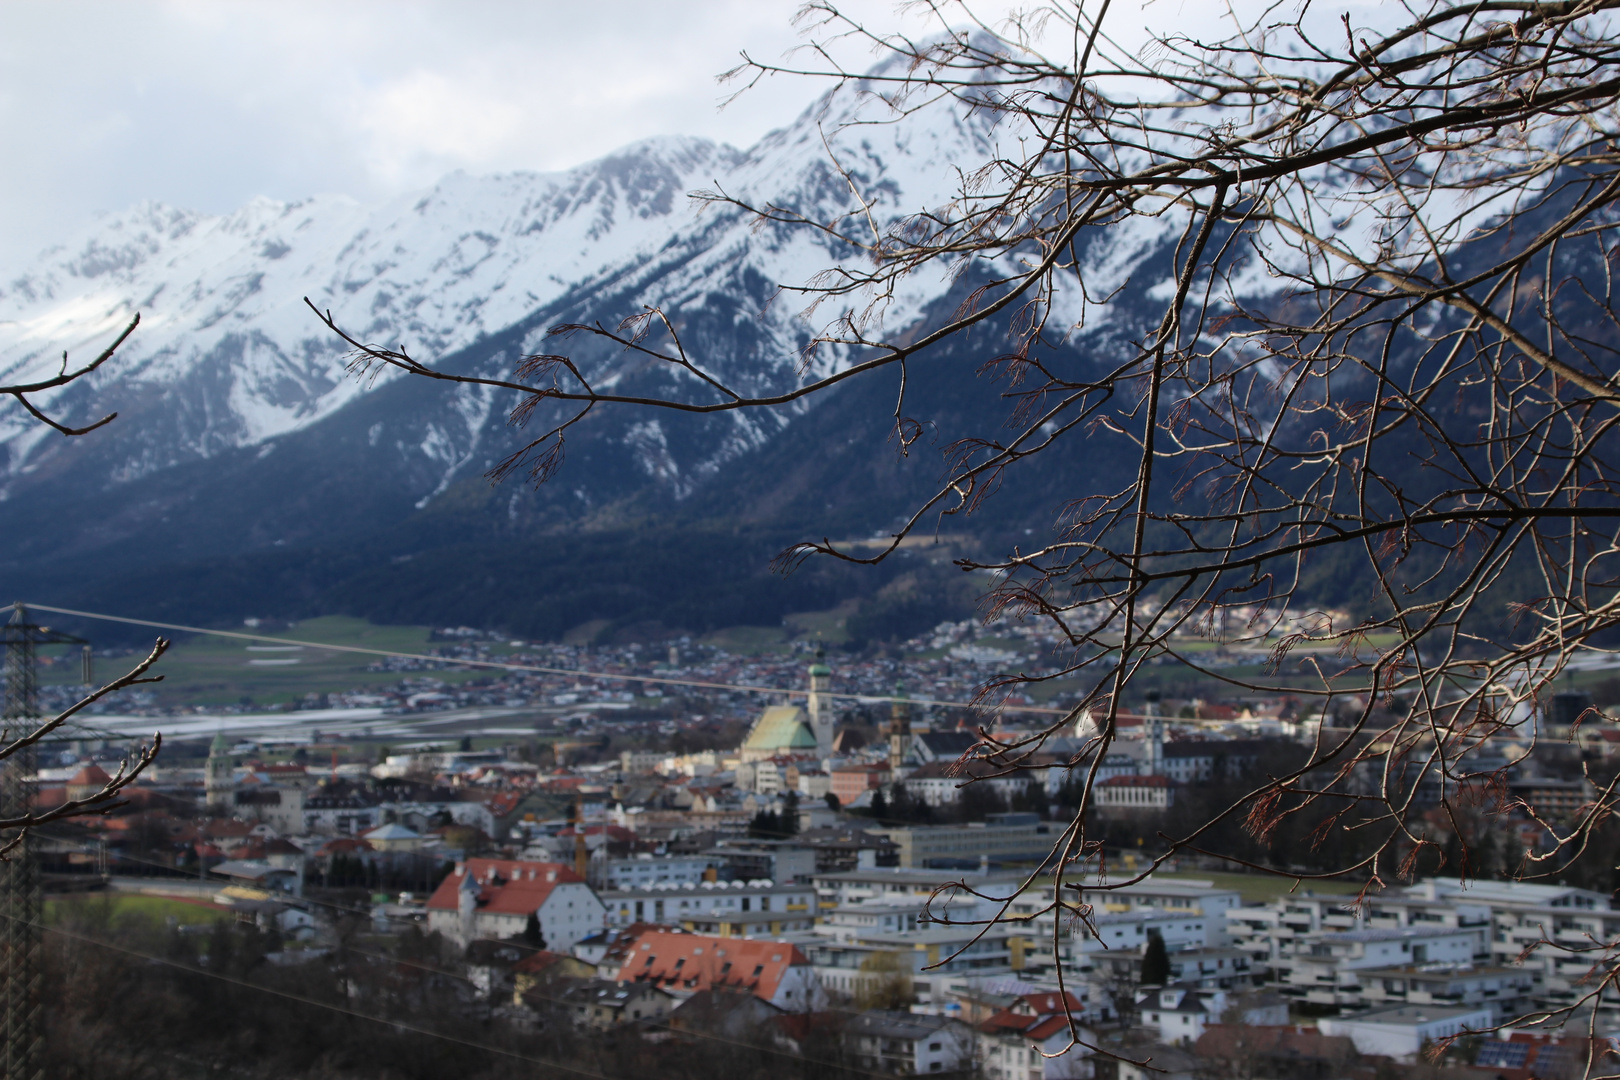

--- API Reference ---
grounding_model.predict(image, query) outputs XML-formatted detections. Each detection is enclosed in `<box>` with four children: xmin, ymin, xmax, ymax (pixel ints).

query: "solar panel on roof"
<box><xmin>1476</xmin><ymin>1042</ymin><xmax>1530</xmax><ymax>1068</ymax></box>
<box><xmin>1532</xmin><ymin>1045</ymin><xmax>1573</xmax><ymax>1078</ymax></box>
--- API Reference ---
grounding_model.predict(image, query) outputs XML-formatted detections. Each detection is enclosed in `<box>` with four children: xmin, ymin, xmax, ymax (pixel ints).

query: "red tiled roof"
<box><xmin>1018</xmin><ymin>991</ymin><xmax>1082</xmax><ymax>1015</ymax></box>
<box><xmin>613</xmin><ymin>929</ymin><xmax>809</xmax><ymax>1002</ymax></box>
<box><xmin>425</xmin><ymin>858</ymin><xmax>583</xmax><ymax>916</ymax></box>
<box><xmin>484</xmin><ymin>791</ymin><xmax>522</xmax><ymax>816</ymax></box>
<box><xmin>1099</xmin><ymin>774</ymin><xmax>1171</xmax><ymax>787</ymax></box>
<box><xmin>1025</xmin><ymin>1016</ymin><xmax>1079</xmax><ymax>1041</ymax></box>
<box><xmin>982</xmin><ymin>990</ymin><xmax>1086</xmax><ymax>1036</ymax></box>
<box><xmin>69</xmin><ymin>764</ymin><xmax>113</xmax><ymax>787</ymax></box>
<box><xmin>1194</xmin><ymin>1025</ymin><xmax>1356</xmax><ymax>1063</ymax></box>
<box><xmin>204</xmin><ymin>820</ymin><xmax>255</xmax><ymax>839</ymax></box>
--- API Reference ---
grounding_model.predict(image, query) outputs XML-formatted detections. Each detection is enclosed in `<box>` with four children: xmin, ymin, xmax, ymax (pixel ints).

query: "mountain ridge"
<box><xmin>0</xmin><ymin>63</ymin><xmax>1170</xmax><ymax>643</ymax></box>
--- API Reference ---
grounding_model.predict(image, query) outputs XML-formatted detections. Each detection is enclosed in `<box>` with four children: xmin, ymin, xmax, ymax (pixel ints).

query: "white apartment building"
<box><xmin>810</xmin><ymin>867</ymin><xmax>1024</xmax><ymax>919</ymax></box>
<box><xmin>1357</xmin><ymin>963</ymin><xmax>1535</xmax><ymax>1022</ymax></box>
<box><xmin>1227</xmin><ymin>879</ymin><xmax>1620</xmax><ymax>1023</ymax></box>
<box><xmin>1019</xmin><ymin>877</ymin><xmax>1243</xmax><ymax>975</ymax></box>
<box><xmin>802</xmin><ymin>925</ymin><xmax>1029</xmax><ymax>1004</ymax></box>
<box><xmin>817</xmin><ymin>902</ymin><xmax>926</xmax><ymax>943</ymax></box>
<box><xmin>1280</xmin><ymin>926</ymin><xmax>1483</xmax><ymax>1008</ymax></box>
<box><xmin>594</xmin><ymin>853</ymin><xmax>719</xmax><ymax>890</ymax></box>
<box><xmin>600</xmin><ymin>878</ymin><xmax>815</xmax><ymax>930</ymax></box>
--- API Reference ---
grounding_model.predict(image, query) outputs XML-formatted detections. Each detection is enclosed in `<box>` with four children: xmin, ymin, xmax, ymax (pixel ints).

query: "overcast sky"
<box><xmin>0</xmin><ymin>0</ymin><xmax>1225</xmax><ymax>274</ymax></box>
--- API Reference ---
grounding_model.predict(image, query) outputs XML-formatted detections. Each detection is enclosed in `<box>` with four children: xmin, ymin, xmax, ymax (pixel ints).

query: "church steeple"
<box><xmin>888</xmin><ymin>681</ymin><xmax>912</xmax><ymax>773</ymax></box>
<box><xmin>807</xmin><ymin>646</ymin><xmax>833</xmax><ymax>758</ymax></box>
<box><xmin>204</xmin><ymin>730</ymin><xmax>233</xmax><ymax>813</ymax></box>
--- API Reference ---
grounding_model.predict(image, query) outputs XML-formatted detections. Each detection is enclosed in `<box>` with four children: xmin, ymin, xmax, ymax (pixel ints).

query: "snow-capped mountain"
<box><xmin>0</xmin><ymin>69</ymin><xmax>999</xmax><ymax>495</ymax></box>
<box><xmin>0</xmin><ymin>62</ymin><xmax>1154</xmax><ymax>640</ymax></box>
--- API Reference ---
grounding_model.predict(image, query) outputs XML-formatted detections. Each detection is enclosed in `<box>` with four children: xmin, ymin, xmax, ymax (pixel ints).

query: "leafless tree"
<box><xmin>1</xmin><ymin>314</ymin><xmax>137</xmax><ymax>436</ymax></box>
<box><xmin>316</xmin><ymin>0</ymin><xmax>1620</xmax><ymax>1057</ymax></box>
<box><xmin>0</xmin><ymin>633</ymin><xmax>167</xmax><ymax>857</ymax></box>
<box><xmin>0</xmin><ymin>313</ymin><xmax>163</xmax><ymax>846</ymax></box>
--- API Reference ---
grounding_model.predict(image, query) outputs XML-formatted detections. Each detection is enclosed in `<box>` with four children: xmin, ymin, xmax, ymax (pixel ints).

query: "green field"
<box><xmin>38</xmin><ymin>616</ymin><xmax>498</xmax><ymax>709</ymax></box>
<box><xmin>45</xmin><ymin>893</ymin><xmax>231</xmax><ymax>927</ymax></box>
<box><xmin>1153</xmin><ymin>870</ymin><xmax>1369</xmax><ymax>904</ymax></box>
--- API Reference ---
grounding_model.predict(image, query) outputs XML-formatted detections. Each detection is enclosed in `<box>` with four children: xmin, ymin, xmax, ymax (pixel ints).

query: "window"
<box><xmin>929</xmin><ymin>1043</ymin><xmax>941</xmax><ymax>1051</ymax></box>
<box><xmin>930</xmin><ymin>1065</ymin><xmax>942</xmax><ymax>1073</ymax></box>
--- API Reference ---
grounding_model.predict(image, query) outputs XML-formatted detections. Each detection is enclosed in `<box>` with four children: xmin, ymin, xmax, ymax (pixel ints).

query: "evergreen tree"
<box><xmin>522</xmin><ymin>911</ymin><xmax>545</xmax><ymax>949</ymax></box>
<box><xmin>1139</xmin><ymin>930</ymin><xmax>1170</xmax><ymax>986</ymax></box>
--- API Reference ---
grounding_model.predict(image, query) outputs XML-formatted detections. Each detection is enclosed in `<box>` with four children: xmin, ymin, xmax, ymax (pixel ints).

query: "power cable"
<box><xmin>26</xmin><ymin>603</ymin><xmax>1072</xmax><ymax>717</ymax></box>
<box><xmin>18</xmin><ymin>910</ymin><xmax>635</xmax><ymax>1080</ymax></box>
<box><xmin>36</xmin><ymin>838</ymin><xmax>1027</xmax><ymax>1074</ymax></box>
<box><xmin>29</xmin><ymin>888</ymin><xmax>914</xmax><ymax>1080</ymax></box>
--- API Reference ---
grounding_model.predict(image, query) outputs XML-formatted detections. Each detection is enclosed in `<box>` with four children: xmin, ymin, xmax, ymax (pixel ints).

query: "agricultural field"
<box><xmin>35</xmin><ymin>616</ymin><xmax>496</xmax><ymax>710</ymax></box>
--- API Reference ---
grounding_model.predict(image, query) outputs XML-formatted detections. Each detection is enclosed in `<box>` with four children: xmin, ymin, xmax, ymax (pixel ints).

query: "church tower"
<box><xmin>205</xmin><ymin>730</ymin><xmax>233</xmax><ymax>813</ymax></box>
<box><xmin>1141</xmin><ymin>690</ymin><xmax>1163</xmax><ymax>777</ymax></box>
<box><xmin>807</xmin><ymin>647</ymin><xmax>834</xmax><ymax>758</ymax></box>
<box><xmin>888</xmin><ymin>682</ymin><xmax>912</xmax><ymax>774</ymax></box>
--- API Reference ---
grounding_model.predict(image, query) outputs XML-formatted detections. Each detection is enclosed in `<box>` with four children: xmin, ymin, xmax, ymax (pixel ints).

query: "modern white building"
<box><xmin>599</xmin><ymin>878</ymin><xmax>815</xmax><ymax>931</ymax></box>
<box><xmin>1319</xmin><ymin>1004</ymin><xmax>1493</xmax><ymax>1061</ymax></box>
<box><xmin>594</xmin><ymin>853</ymin><xmax>719</xmax><ymax>890</ymax></box>
<box><xmin>1228</xmin><ymin>878</ymin><xmax>1620</xmax><ymax>1023</ymax></box>
<box><xmin>1280</xmin><ymin>926</ymin><xmax>1483</xmax><ymax>1008</ymax></box>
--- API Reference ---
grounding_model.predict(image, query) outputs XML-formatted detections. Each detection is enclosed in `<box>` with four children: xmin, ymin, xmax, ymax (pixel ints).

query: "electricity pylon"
<box><xmin>1</xmin><ymin>602</ymin><xmax>85</xmax><ymax>1080</ymax></box>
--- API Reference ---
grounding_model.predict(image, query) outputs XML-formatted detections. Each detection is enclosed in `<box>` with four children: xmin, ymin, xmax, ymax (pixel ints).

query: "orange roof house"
<box><xmin>426</xmin><ymin>858</ymin><xmax>605</xmax><ymax>952</ymax></box>
<box><xmin>65</xmin><ymin>764</ymin><xmax>113</xmax><ymax>803</ymax></box>
<box><xmin>980</xmin><ymin>989</ymin><xmax>1095</xmax><ymax>1077</ymax></box>
<box><xmin>611</xmin><ymin>929</ymin><xmax>825</xmax><ymax>1010</ymax></box>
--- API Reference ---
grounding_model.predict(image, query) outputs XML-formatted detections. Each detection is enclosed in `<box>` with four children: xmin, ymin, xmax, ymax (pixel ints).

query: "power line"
<box><xmin>20</xmin><ymin>911</ymin><xmax>633</xmax><ymax>1080</ymax></box>
<box><xmin>27</xmin><ymin>602</ymin><xmax>1072</xmax><ymax>717</ymax></box>
<box><xmin>26</xmin><ymin>895</ymin><xmax>899</xmax><ymax>1080</ymax></box>
<box><xmin>35</xmin><ymin>839</ymin><xmax>991</xmax><ymax>1078</ymax></box>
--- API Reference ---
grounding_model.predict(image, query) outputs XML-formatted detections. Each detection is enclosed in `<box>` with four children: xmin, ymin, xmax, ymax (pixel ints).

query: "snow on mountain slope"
<box><xmin>0</xmin><ymin>59</ymin><xmax>1057</xmax><ymax>510</ymax></box>
<box><xmin>0</xmin><ymin>135</ymin><xmax>738</xmax><ymax>471</ymax></box>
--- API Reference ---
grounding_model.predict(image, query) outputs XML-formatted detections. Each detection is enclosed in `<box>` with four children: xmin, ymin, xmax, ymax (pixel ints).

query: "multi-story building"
<box><xmin>978</xmin><ymin>990</ymin><xmax>1094</xmax><ymax>1080</ymax></box>
<box><xmin>1158</xmin><ymin>739</ymin><xmax>1265</xmax><ymax>783</ymax></box>
<box><xmin>426</xmin><ymin>859</ymin><xmax>605</xmax><ymax>950</ymax></box>
<box><xmin>1092</xmin><ymin>774</ymin><xmax>1174</xmax><ymax>811</ymax></box>
<box><xmin>864</xmin><ymin>814</ymin><xmax>1060</xmax><ymax>869</ymax></box>
<box><xmin>1020</xmin><ymin>877</ymin><xmax>1244</xmax><ymax>974</ymax></box>
<box><xmin>1356</xmin><ymin>962</ymin><xmax>1535</xmax><ymax>1022</ymax></box>
<box><xmin>899</xmin><ymin>759</ymin><xmax>1038</xmax><ymax>808</ymax></box>
<box><xmin>1279</xmin><ymin>926</ymin><xmax>1483</xmax><ymax>1008</ymax></box>
<box><xmin>816</xmin><ymin>902</ymin><xmax>926</xmax><ymax>943</ymax></box>
<box><xmin>599</xmin><ymin>879</ymin><xmax>815</xmax><ymax>934</ymax></box>
<box><xmin>802</xmin><ymin>925</ymin><xmax>1030</xmax><ymax>1005</ymax></box>
<box><xmin>706</xmin><ymin>837</ymin><xmax>817</xmax><ymax>884</ymax></box>
<box><xmin>610</xmin><ymin>929</ymin><xmax>826</xmax><ymax>1010</ymax></box>
<box><xmin>843</xmin><ymin>1011</ymin><xmax>975</xmax><ymax>1076</ymax></box>
<box><xmin>593</xmin><ymin>853</ymin><xmax>720</xmax><ymax>890</ymax></box>
<box><xmin>1227</xmin><ymin>878</ymin><xmax>1620</xmax><ymax>1023</ymax></box>
<box><xmin>810</xmin><ymin>866</ymin><xmax>1025</xmax><ymax>918</ymax></box>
